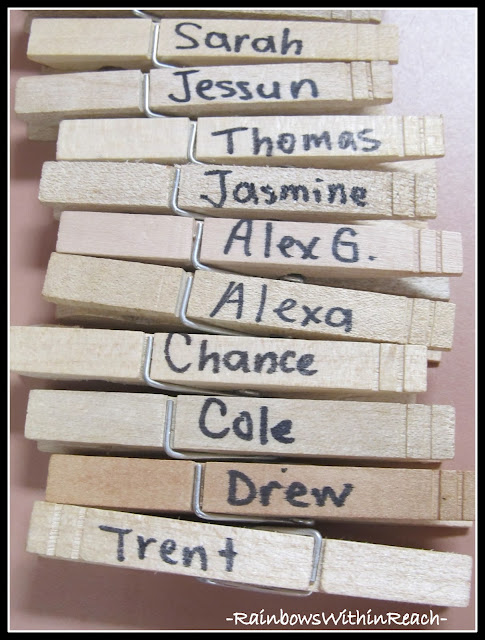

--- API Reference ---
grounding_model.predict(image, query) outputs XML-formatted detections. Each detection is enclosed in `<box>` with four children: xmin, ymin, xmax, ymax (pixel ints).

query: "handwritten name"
<box><xmin>227</xmin><ymin>468</ymin><xmax>354</xmax><ymax>509</ymax></box>
<box><xmin>99</xmin><ymin>524</ymin><xmax>237</xmax><ymax>571</ymax></box>
<box><xmin>222</xmin><ymin>220</ymin><xmax>365</xmax><ymax>264</ymax></box>
<box><xmin>198</xmin><ymin>397</ymin><xmax>295</xmax><ymax>445</ymax></box>
<box><xmin>211</xmin><ymin>126</ymin><xmax>381</xmax><ymax>157</ymax></box>
<box><xmin>174</xmin><ymin>22</ymin><xmax>303</xmax><ymax>56</ymax></box>
<box><xmin>168</xmin><ymin>69</ymin><xmax>319</xmax><ymax>104</ymax></box>
<box><xmin>164</xmin><ymin>333</ymin><xmax>318</xmax><ymax>376</ymax></box>
<box><xmin>199</xmin><ymin>168</ymin><xmax>367</xmax><ymax>209</ymax></box>
<box><xmin>209</xmin><ymin>280</ymin><xmax>353</xmax><ymax>332</ymax></box>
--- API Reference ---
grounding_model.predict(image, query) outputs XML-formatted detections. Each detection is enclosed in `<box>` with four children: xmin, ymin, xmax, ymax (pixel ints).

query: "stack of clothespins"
<box><xmin>10</xmin><ymin>9</ymin><xmax>475</xmax><ymax>628</ymax></box>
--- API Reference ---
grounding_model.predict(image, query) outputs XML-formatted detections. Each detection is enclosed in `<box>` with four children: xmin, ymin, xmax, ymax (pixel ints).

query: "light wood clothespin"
<box><xmin>27</xmin><ymin>501</ymin><xmax>473</xmax><ymax>606</ymax></box>
<box><xmin>23</xmin><ymin>10</ymin><xmax>384</xmax><ymax>29</ymax></box>
<box><xmin>197</xmin><ymin>217</ymin><xmax>461</xmax><ymax>278</ymax></box>
<box><xmin>39</xmin><ymin>161</ymin><xmax>437</xmax><ymax>221</ymax></box>
<box><xmin>25</xmin><ymin>389</ymin><xmax>456</xmax><ymax>462</ymax></box>
<box><xmin>26</xmin><ymin>17</ymin><xmax>398</xmax><ymax>71</ymax></box>
<box><xmin>43</xmin><ymin>454</ymin><xmax>475</xmax><ymax>526</ymax></box>
<box><xmin>42</xmin><ymin>252</ymin><xmax>456</xmax><ymax>356</ymax></box>
<box><xmin>10</xmin><ymin>325</ymin><xmax>429</xmax><ymax>398</ymax></box>
<box><xmin>53</xmin><ymin>115</ymin><xmax>444</xmax><ymax>168</ymax></box>
<box><xmin>15</xmin><ymin>62</ymin><xmax>393</xmax><ymax>140</ymax></box>
<box><xmin>50</xmin><ymin>212</ymin><xmax>462</xmax><ymax>281</ymax></box>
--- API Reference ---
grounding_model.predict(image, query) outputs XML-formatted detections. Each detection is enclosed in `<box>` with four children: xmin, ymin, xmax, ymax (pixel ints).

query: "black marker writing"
<box><xmin>209</xmin><ymin>281</ymin><xmax>244</xmax><ymax>319</ymax></box>
<box><xmin>211</xmin><ymin>127</ymin><xmax>382</xmax><ymax>157</ymax></box>
<box><xmin>226</xmin><ymin>469</ymin><xmax>354</xmax><ymax>509</ymax></box>
<box><xmin>174</xmin><ymin>22</ymin><xmax>303</xmax><ymax>56</ymax></box>
<box><xmin>198</xmin><ymin>397</ymin><xmax>295</xmax><ymax>445</ymax></box>
<box><xmin>99</xmin><ymin>525</ymin><xmax>132</xmax><ymax>562</ymax></box>
<box><xmin>199</xmin><ymin>169</ymin><xmax>368</xmax><ymax>209</ymax></box>
<box><xmin>223</xmin><ymin>219</ymin><xmax>252</xmax><ymax>255</ymax></box>
<box><xmin>222</xmin><ymin>219</ymin><xmax>322</xmax><ymax>261</ymax></box>
<box><xmin>218</xmin><ymin>538</ymin><xmax>237</xmax><ymax>572</ymax></box>
<box><xmin>99</xmin><ymin>523</ymin><xmax>237</xmax><ymax>572</ymax></box>
<box><xmin>164</xmin><ymin>333</ymin><xmax>318</xmax><ymax>377</ymax></box>
<box><xmin>208</xmin><ymin>280</ymin><xmax>353</xmax><ymax>333</ymax></box>
<box><xmin>168</xmin><ymin>69</ymin><xmax>319</xmax><ymax>104</ymax></box>
<box><xmin>332</xmin><ymin>227</ymin><xmax>359</xmax><ymax>263</ymax></box>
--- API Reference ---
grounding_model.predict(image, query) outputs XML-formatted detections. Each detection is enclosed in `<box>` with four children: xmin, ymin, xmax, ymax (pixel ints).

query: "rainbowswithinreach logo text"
<box><xmin>226</xmin><ymin>608</ymin><xmax>447</xmax><ymax>627</ymax></box>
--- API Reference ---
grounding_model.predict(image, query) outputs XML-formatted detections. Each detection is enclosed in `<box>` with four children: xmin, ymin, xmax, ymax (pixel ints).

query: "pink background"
<box><xmin>9</xmin><ymin>9</ymin><xmax>476</xmax><ymax>631</ymax></box>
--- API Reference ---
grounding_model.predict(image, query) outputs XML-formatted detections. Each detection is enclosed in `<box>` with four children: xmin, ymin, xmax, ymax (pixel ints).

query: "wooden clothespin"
<box><xmin>25</xmin><ymin>389</ymin><xmax>456</xmax><ymax>462</ymax></box>
<box><xmin>25</xmin><ymin>17</ymin><xmax>398</xmax><ymax>71</ymax></box>
<box><xmin>49</xmin><ymin>212</ymin><xmax>462</xmax><ymax>281</ymax></box>
<box><xmin>22</xmin><ymin>10</ymin><xmax>384</xmax><ymax>27</ymax></box>
<box><xmin>42</xmin><ymin>252</ymin><xmax>456</xmax><ymax>356</ymax></box>
<box><xmin>39</xmin><ymin>161</ymin><xmax>437</xmax><ymax>222</ymax></box>
<box><xmin>27</xmin><ymin>501</ymin><xmax>473</xmax><ymax>606</ymax></box>
<box><xmin>10</xmin><ymin>325</ymin><xmax>429</xmax><ymax>398</ymax></box>
<box><xmin>15</xmin><ymin>62</ymin><xmax>393</xmax><ymax>140</ymax></box>
<box><xmin>52</xmin><ymin>115</ymin><xmax>444</xmax><ymax>168</ymax></box>
<box><xmin>43</xmin><ymin>454</ymin><xmax>475</xmax><ymax>526</ymax></box>
<box><xmin>193</xmin><ymin>217</ymin><xmax>461</xmax><ymax>279</ymax></box>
